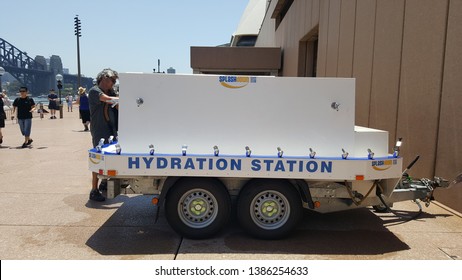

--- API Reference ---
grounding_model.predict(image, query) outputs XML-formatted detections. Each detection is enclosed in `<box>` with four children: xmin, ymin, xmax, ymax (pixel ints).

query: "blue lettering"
<box><xmin>274</xmin><ymin>160</ymin><xmax>285</xmax><ymax>172</ymax></box>
<box><xmin>128</xmin><ymin>157</ymin><xmax>140</xmax><ymax>169</ymax></box>
<box><xmin>157</xmin><ymin>157</ymin><xmax>168</xmax><ymax>169</ymax></box>
<box><xmin>306</xmin><ymin>161</ymin><xmax>318</xmax><ymax>172</ymax></box>
<box><xmin>263</xmin><ymin>160</ymin><xmax>274</xmax><ymax>171</ymax></box>
<box><xmin>208</xmin><ymin>158</ymin><xmax>214</xmax><ymax>170</ymax></box>
<box><xmin>251</xmin><ymin>159</ymin><xmax>261</xmax><ymax>171</ymax></box>
<box><xmin>171</xmin><ymin>157</ymin><xmax>181</xmax><ymax>169</ymax></box>
<box><xmin>184</xmin><ymin>158</ymin><xmax>195</xmax><ymax>169</ymax></box>
<box><xmin>321</xmin><ymin>161</ymin><xmax>332</xmax><ymax>173</ymax></box>
<box><xmin>216</xmin><ymin>159</ymin><xmax>228</xmax><ymax>170</ymax></box>
<box><xmin>131</xmin><ymin>156</ymin><xmax>332</xmax><ymax>174</ymax></box>
<box><xmin>230</xmin><ymin>159</ymin><xmax>241</xmax><ymax>170</ymax></box>
<box><xmin>196</xmin><ymin>158</ymin><xmax>206</xmax><ymax>169</ymax></box>
<box><xmin>286</xmin><ymin>160</ymin><xmax>296</xmax><ymax>172</ymax></box>
<box><xmin>143</xmin><ymin>157</ymin><xmax>154</xmax><ymax>169</ymax></box>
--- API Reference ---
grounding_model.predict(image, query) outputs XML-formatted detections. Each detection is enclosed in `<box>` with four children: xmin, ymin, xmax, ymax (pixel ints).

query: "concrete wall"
<box><xmin>256</xmin><ymin>0</ymin><xmax>462</xmax><ymax>212</ymax></box>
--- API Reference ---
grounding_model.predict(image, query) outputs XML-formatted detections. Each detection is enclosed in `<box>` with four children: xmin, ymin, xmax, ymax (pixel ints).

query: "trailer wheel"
<box><xmin>237</xmin><ymin>180</ymin><xmax>302</xmax><ymax>239</ymax></box>
<box><xmin>165</xmin><ymin>178</ymin><xmax>231</xmax><ymax>239</ymax></box>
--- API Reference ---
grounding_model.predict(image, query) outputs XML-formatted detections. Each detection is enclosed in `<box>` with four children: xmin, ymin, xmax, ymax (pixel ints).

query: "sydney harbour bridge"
<box><xmin>0</xmin><ymin>37</ymin><xmax>94</xmax><ymax>95</ymax></box>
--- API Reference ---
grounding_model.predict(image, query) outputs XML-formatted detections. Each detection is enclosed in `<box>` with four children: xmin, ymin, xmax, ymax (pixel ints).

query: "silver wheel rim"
<box><xmin>178</xmin><ymin>188</ymin><xmax>218</xmax><ymax>229</ymax></box>
<box><xmin>250</xmin><ymin>190</ymin><xmax>290</xmax><ymax>230</ymax></box>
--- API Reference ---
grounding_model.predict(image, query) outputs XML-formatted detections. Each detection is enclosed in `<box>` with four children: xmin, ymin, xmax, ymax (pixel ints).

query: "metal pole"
<box><xmin>77</xmin><ymin>33</ymin><xmax>81</xmax><ymax>87</ymax></box>
<box><xmin>59</xmin><ymin>86</ymin><xmax>63</xmax><ymax>119</ymax></box>
<box><xmin>57</xmin><ymin>78</ymin><xmax>63</xmax><ymax>119</ymax></box>
<box><xmin>74</xmin><ymin>15</ymin><xmax>82</xmax><ymax>87</ymax></box>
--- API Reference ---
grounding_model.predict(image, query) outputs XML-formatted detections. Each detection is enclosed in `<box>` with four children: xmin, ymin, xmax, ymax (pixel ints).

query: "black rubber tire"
<box><xmin>164</xmin><ymin>178</ymin><xmax>231</xmax><ymax>239</ymax></box>
<box><xmin>237</xmin><ymin>179</ymin><xmax>303</xmax><ymax>239</ymax></box>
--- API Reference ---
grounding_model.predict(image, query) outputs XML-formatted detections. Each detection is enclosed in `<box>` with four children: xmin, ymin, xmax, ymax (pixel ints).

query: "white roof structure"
<box><xmin>233</xmin><ymin>0</ymin><xmax>267</xmax><ymax>37</ymax></box>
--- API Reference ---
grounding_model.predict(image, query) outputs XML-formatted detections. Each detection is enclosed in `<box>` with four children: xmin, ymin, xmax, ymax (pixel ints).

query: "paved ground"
<box><xmin>0</xmin><ymin>107</ymin><xmax>461</xmax><ymax>260</ymax></box>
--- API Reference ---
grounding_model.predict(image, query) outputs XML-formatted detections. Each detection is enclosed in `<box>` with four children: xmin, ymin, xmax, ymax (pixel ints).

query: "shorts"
<box><xmin>80</xmin><ymin>109</ymin><xmax>90</xmax><ymax>123</ymax></box>
<box><xmin>48</xmin><ymin>101</ymin><xmax>59</xmax><ymax>110</ymax></box>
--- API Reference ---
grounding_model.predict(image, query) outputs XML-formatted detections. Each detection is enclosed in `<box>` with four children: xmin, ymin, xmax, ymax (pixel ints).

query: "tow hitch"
<box><xmin>376</xmin><ymin>155</ymin><xmax>452</xmax><ymax>219</ymax></box>
<box><xmin>400</xmin><ymin>175</ymin><xmax>449</xmax><ymax>206</ymax></box>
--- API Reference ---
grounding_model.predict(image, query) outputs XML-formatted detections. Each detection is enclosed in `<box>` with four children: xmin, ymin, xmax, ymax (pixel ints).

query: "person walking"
<box><xmin>88</xmin><ymin>68</ymin><xmax>119</xmax><ymax>202</ymax></box>
<box><xmin>75</xmin><ymin>87</ymin><xmax>90</xmax><ymax>131</ymax></box>
<box><xmin>12</xmin><ymin>87</ymin><xmax>36</xmax><ymax>148</ymax></box>
<box><xmin>66</xmin><ymin>94</ymin><xmax>73</xmax><ymax>112</ymax></box>
<box><xmin>47</xmin><ymin>89</ymin><xmax>59</xmax><ymax>119</ymax></box>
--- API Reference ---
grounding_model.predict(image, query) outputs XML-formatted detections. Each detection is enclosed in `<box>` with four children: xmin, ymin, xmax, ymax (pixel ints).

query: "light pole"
<box><xmin>0</xmin><ymin>67</ymin><xmax>5</xmax><ymax>92</ymax></box>
<box><xmin>56</xmin><ymin>74</ymin><xmax>63</xmax><ymax>119</ymax></box>
<box><xmin>74</xmin><ymin>15</ymin><xmax>82</xmax><ymax>87</ymax></box>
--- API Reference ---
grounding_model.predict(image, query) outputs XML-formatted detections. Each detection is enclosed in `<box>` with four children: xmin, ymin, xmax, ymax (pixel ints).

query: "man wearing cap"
<box><xmin>87</xmin><ymin>68</ymin><xmax>119</xmax><ymax>202</ymax></box>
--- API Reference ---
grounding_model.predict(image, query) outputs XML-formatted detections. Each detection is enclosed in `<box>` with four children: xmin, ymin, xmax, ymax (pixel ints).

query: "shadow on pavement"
<box><xmin>85</xmin><ymin>195</ymin><xmax>181</xmax><ymax>256</ymax></box>
<box><xmin>220</xmin><ymin>209</ymin><xmax>411</xmax><ymax>256</ymax></box>
<box><xmin>85</xmin><ymin>196</ymin><xmax>443</xmax><ymax>257</ymax></box>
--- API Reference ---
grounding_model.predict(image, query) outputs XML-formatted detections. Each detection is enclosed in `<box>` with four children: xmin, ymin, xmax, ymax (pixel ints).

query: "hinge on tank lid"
<box><xmin>331</xmin><ymin>102</ymin><xmax>340</xmax><ymax>111</ymax></box>
<box><xmin>136</xmin><ymin>97</ymin><xmax>144</xmax><ymax>107</ymax></box>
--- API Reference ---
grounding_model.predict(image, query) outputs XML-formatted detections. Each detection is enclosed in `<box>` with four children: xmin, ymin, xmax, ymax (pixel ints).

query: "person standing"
<box><xmin>1</xmin><ymin>89</ymin><xmax>11</xmax><ymax>107</ymax></box>
<box><xmin>66</xmin><ymin>93</ymin><xmax>73</xmax><ymax>112</ymax></box>
<box><xmin>75</xmin><ymin>87</ymin><xmax>90</xmax><ymax>131</ymax></box>
<box><xmin>88</xmin><ymin>68</ymin><xmax>119</xmax><ymax>202</ymax></box>
<box><xmin>12</xmin><ymin>86</ymin><xmax>36</xmax><ymax>148</ymax></box>
<box><xmin>47</xmin><ymin>89</ymin><xmax>59</xmax><ymax>119</ymax></box>
<box><xmin>0</xmin><ymin>90</ymin><xmax>8</xmax><ymax>145</ymax></box>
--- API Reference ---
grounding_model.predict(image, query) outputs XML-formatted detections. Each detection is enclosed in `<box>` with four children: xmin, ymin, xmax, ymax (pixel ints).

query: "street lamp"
<box><xmin>0</xmin><ymin>66</ymin><xmax>5</xmax><ymax>92</ymax></box>
<box><xmin>74</xmin><ymin>15</ymin><xmax>82</xmax><ymax>87</ymax></box>
<box><xmin>56</xmin><ymin>74</ymin><xmax>64</xmax><ymax>119</ymax></box>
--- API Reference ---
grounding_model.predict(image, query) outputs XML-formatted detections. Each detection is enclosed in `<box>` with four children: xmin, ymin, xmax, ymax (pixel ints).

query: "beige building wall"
<box><xmin>434</xmin><ymin>0</ymin><xmax>462</xmax><ymax>207</ymax></box>
<box><xmin>256</xmin><ymin>0</ymin><xmax>462</xmax><ymax>212</ymax></box>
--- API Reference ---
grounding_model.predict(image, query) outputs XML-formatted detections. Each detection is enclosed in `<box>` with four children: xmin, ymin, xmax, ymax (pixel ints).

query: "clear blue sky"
<box><xmin>1</xmin><ymin>0</ymin><xmax>250</xmax><ymax>78</ymax></box>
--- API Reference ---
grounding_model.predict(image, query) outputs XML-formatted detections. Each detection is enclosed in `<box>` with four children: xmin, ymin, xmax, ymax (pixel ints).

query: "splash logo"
<box><xmin>89</xmin><ymin>153</ymin><xmax>104</xmax><ymax>164</ymax></box>
<box><xmin>371</xmin><ymin>159</ymin><xmax>397</xmax><ymax>171</ymax></box>
<box><xmin>219</xmin><ymin>76</ymin><xmax>256</xmax><ymax>89</ymax></box>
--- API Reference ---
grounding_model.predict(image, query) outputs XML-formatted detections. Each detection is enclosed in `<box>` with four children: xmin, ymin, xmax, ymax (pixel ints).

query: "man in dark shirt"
<box><xmin>88</xmin><ymin>68</ymin><xmax>119</xmax><ymax>202</ymax></box>
<box><xmin>12</xmin><ymin>86</ymin><xmax>36</xmax><ymax>148</ymax></box>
